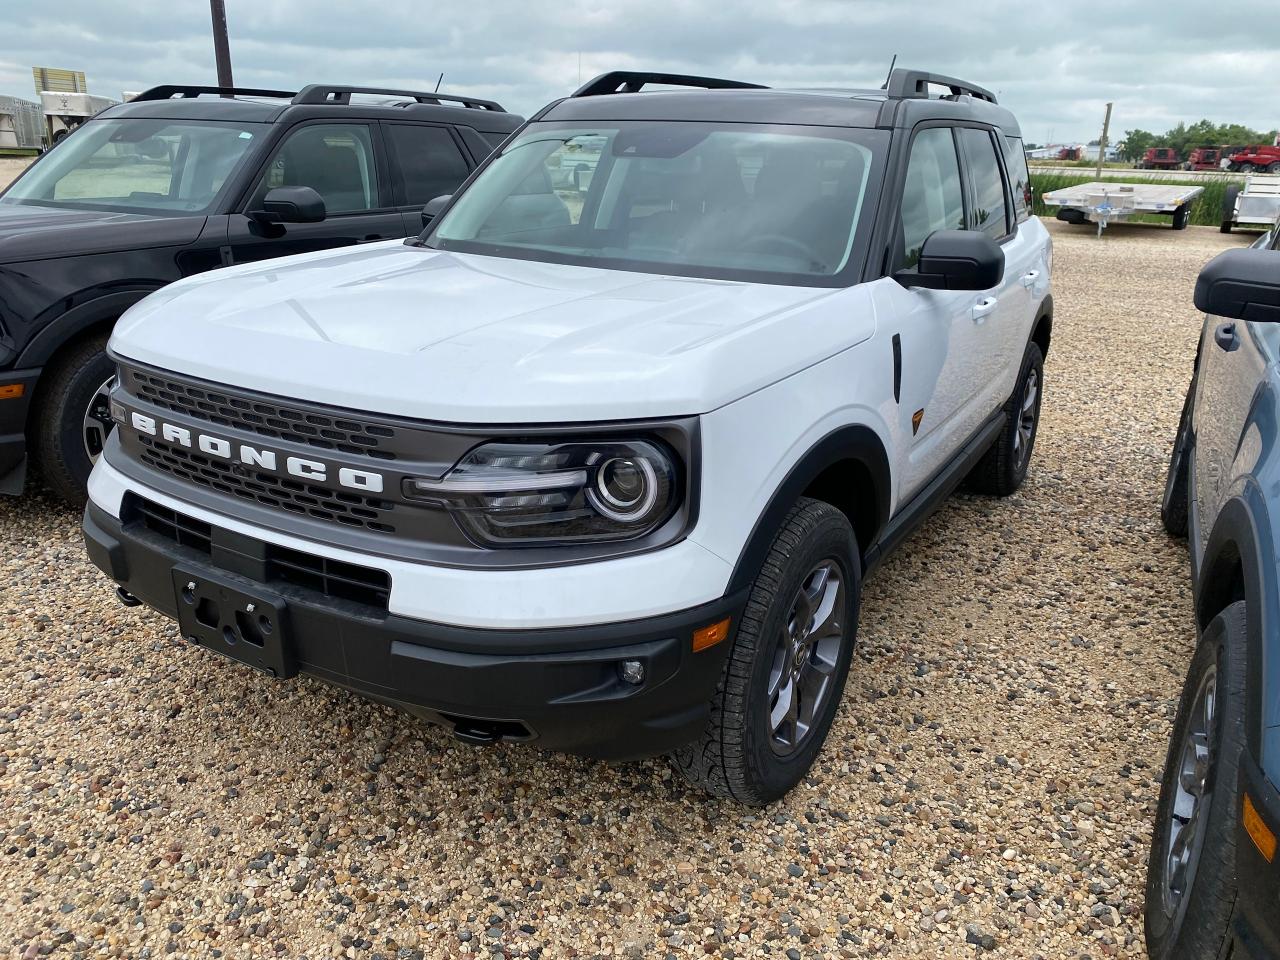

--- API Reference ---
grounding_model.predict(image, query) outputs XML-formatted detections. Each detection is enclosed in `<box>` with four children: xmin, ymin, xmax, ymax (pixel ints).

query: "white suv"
<box><xmin>83</xmin><ymin>69</ymin><xmax>1052</xmax><ymax>803</ymax></box>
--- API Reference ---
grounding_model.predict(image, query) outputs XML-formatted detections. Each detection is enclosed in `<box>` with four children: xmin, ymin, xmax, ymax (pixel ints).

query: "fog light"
<box><xmin>109</xmin><ymin>399</ymin><xmax>127</xmax><ymax>425</ymax></box>
<box><xmin>619</xmin><ymin>660</ymin><xmax>644</xmax><ymax>685</ymax></box>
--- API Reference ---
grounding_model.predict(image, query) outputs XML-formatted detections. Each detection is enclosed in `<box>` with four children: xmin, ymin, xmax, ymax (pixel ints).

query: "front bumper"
<box><xmin>1232</xmin><ymin>754</ymin><xmax>1280</xmax><ymax>958</ymax></box>
<box><xmin>83</xmin><ymin>501</ymin><xmax>744</xmax><ymax>760</ymax></box>
<box><xmin>0</xmin><ymin>367</ymin><xmax>40</xmax><ymax>494</ymax></box>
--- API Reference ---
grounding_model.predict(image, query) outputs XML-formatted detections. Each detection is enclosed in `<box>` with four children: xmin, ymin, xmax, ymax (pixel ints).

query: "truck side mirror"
<box><xmin>421</xmin><ymin>194</ymin><xmax>451</xmax><ymax>226</ymax></box>
<box><xmin>255</xmin><ymin>186</ymin><xmax>326</xmax><ymax>224</ymax></box>
<box><xmin>894</xmin><ymin>230</ymin><xmax>1005</xmax><ymax>291</ymax></box>
<box><xmin>1194</xmin><ymin>249</ymin><xmax>1280</xmax><ymax>322</ymax></box>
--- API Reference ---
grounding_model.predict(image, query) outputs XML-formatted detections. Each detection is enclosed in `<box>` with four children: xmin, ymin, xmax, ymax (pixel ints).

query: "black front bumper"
<box><xmin>0</xmin><ymin>367</ymin><xmax>40</xmax><ymax>494</ymax></box>
<box><xmin>1232</xmin><ymin>754</ymin><xmax>1280</xmax><ymax>959</ymax></box>
<box><xmin>83</xmin><ymin>502</ymin><xmax>743</xmax><ymax>760</ymax></box>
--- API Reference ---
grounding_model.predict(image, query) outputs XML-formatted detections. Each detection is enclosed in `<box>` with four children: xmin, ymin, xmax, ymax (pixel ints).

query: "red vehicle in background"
<box><xmin>1184</xmin><ymin>146</ymin><xmax>1225</xmax><ymax>170</ymax></box>
<box><xmin>1139</xmin><ymin>146</ymin><xmax>1181</xmax><ymax>169</ymax></box>
<box><xmin>1056</xmin><ymin>145</ymin><xmax>1083</xmax><ymax>161</ymax></box>
<box><xmin>1227</xmin><ymin>144</ymin><xmax>1280</xmax><ymax>173</ymax></box>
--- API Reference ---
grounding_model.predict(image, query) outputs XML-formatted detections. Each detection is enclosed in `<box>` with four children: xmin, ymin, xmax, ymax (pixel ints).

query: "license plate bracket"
<box><xmin>172</xmin><ymin>566</ymin><xmax>296</xmax><ymax>679</ymax></box>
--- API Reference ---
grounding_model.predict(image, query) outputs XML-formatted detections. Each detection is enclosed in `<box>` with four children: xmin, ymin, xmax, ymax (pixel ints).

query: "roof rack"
<box><xmin>291</xmin><ymin>84</ymin><xmax>504</xmax><ymax>111</ymax></box>
<box><xmin>132</xmin><ymin>85</ymin><xmax>297</xmax><ymax>101</ymax></box>
<box><xmin>571</xmin><ymin>71</ymin><xmax>767</xmax><ymax>98</ymax></box>
<box><xmin>884</xmin><ymin>69</ymin><xmax>996</xmax><ymax>104</ymax></box>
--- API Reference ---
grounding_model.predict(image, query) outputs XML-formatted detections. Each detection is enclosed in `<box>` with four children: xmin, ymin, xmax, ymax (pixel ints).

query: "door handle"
<box><xmin>1214</xmin><ymin>322</ymin><xmax>1239</xmax><ymax>352</ymax></box>
<box><xmin>1020</xmin><ymin>270</ymin><xmax>1040</xmax><ymax>287</ymax></box>
<box><xmin>972</xmin><ymin>296</ymin><xmax>998</xmax><ymax>322</ymax></box>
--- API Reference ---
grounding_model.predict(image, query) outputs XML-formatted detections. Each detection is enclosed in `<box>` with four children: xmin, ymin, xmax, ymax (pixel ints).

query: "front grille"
<box><xmin>126</xmin><ymin>495</ymin><xmax>391</xmax><ymax>611</ymax></box>
<box><xmin>138</xmin><ymin>436</ymin><xmax>396</xmax><ymax>534</ymax></box>
<box><xmin>126</xmin><ymin>367</ymin><xmax>398</xmax><ymax>461</ymax></box>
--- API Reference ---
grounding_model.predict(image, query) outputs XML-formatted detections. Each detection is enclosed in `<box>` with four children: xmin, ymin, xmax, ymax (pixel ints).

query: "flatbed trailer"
<box><xmin>1220</xmin><ymin>175</ymin><xmax>1280</xmax><ymax>233</ymax></box>
<box><xmin>1040</xmin><ymin>181</ymin><xmax>1204</xmax><ymax>236</ymax></box>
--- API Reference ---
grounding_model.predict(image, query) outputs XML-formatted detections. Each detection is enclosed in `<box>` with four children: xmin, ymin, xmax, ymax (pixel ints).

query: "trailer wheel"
<box><xmin>1219</xmin><ymin>186</ymin><xmax>1240</xmax><ymax>234</ymax></box>
<box><xmin>1171</xmin><ymin>206</ymin><xmax>1190</xmax><ymax>230</ymax></box>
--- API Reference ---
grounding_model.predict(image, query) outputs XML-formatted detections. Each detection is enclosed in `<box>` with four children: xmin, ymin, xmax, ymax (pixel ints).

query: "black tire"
<box><xmin>1171</xmin><ymin>205</ymin><xmax>1190</xmax><ymax>230</ymax></box>
<box><xmin>967</xmin><ymin>341</ymin><xmax>1044</xmax><ymax>496</ymax></box>
<box><xmin>1268</xmin><ymin>162</ymin><xmax>1280</xmax><ymax>174</ymax></box>
<box><xmin>1220</xmin><ymin>186</ymin><xmax>1240</xmax><ymax>234</ymax></box>
<box><xmin>1162</xmin><ymin>379</ymin><xmax>1194</xmax><ymax>537</ymax></box>
<box><xmin>670</xmin><ymin>498</ymin><xmax>860</xmax><ymax>805</ymax></box>
<box><xmin>1145</xmin><ymin>602</ymin><xmax>1248</xmax><ymax>960</ymax></box>
<box><xmin>1240</xmin><ymin>163</ymin><xmax>1256</xmax><ymax>173</ymax></box>
<box><xmin>34</xmin><ymin>333</ymin><xmax>116</xmax><ymax>505</ymax></box>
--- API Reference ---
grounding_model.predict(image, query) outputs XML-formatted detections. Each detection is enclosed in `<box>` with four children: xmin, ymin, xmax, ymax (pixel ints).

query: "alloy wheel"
<box><xmin>1161</xmin><ymin>665</ymin><xmax>1217</xmax><ymax>917</ymax></box>
<box><xmin>82</xmin><ymin>377</ymin><xmax>116</xmax><ymax>464</ymax></box>
<box><xmin>1012</xmin><ymin>366</ymin><xmax>1039</xmax><ymax>469</ymax></box>
<box><xmin>767</xmin><ymin>560</ymin><xmax>846</xmax><ymax>756</ymax></box>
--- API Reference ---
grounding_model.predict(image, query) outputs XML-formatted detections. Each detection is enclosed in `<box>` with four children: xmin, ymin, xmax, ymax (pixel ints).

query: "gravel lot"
<box><xmin>0</xmin><ymin>220</ymin><xmax>1255</xmax><ymax>959</ymax></box>
<box><xmin>0</xmin><ymin>158</ymin><xmax>32</xmax><ymax>190</ymax></box>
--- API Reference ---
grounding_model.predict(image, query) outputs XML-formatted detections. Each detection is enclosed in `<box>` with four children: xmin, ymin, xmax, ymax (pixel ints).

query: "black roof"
<box><xmin>95</xmin><ymin>83</ymin><xmax>523</xmax><ymax>134</ymax></box>
<box><xmin>539</xmin><ymin>68</ymin><xmax>1021</xmax><ymax>137</ymax></box>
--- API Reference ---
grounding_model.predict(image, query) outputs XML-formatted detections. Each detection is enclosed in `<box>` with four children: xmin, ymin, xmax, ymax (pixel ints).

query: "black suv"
<box><xmin>0</xmin><ymin>83</ymin><xmax>522</xmax><ymax>503</ymax></box>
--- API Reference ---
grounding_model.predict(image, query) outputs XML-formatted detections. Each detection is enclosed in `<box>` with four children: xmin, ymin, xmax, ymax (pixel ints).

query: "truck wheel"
<box><xmin>1268</xmin><ymin>162</ymin><xmax>1280</xmax><ymax>174</ymax></box>
<box><xmin>1171</xmin><ymin>205</ymin><xmax>1190</xmax><ymax>230</ymax></box>
<box><xmin>1145</xmin><ymin>602</ymin><xmax>1247</xmax><ymax>960</ymax></box>
<box><xmin>1161</xmin><ymin>378</ymin><xmax>1194</xmax><ymax>537</ymax></box>
<box><xmin>1220</xmin><ymin>186</ymin><xmax>1240</xmax><ymax>234</ymax></box>
<box><xmin>967</xmin><ymin>341</ymin><xmax>1044</xmax><ymax>496</ymax></box>
<box><xmin>34</xmin><ymin>333</ymin><xmax>116</xmax><ymax>505</ymax></box>
<box><xmin>1239</xmin><ymin>163</ymin><xmax>1256</xmax><ymax>173</ymax></box>
<box><xmin>670</xmin><ymin>498</ymin><xmax>859</xmax><ymax>805</ymax></box>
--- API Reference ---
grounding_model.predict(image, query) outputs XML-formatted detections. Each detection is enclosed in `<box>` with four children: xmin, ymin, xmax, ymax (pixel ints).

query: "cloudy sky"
<box><xmin>3</xmin><ymin>1</ymin><xmax>1277</xmax><ymax>145</ymax></box>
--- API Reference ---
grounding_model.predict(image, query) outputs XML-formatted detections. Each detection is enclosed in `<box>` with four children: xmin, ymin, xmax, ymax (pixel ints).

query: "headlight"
<box><xmin>402</xmin><ymin>439</ymin><xmax>680</xmax><ymax>546</ymax></box>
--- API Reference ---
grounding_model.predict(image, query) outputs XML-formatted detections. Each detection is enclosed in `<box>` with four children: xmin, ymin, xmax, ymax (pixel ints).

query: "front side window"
<box><xmin>253</xmin><ymin>123</ymin><xmax>379</xmax><ymax>215</ymax></box>
<box><xmin>959</xmin><ymin>127</ymin><xmax>1010</xmax><ymax>240</ymax></box>
<box><xmin>0</xmin><ymin>118</ymin><xmax>263</xmax><ymax>215</ymax></box>
<box><xmin>428</xmin><ymin>121</ymin><xmax>886</xmax><ymax>285</ymax></box>
<box><xmin>898</xmin><ymin>127</ymin><xmax>965</xmax><ymax>268</ymax></box>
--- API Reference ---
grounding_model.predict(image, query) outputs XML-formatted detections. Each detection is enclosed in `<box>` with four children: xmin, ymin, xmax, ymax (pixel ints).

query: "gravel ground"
<box><xmin>0</xmin><ymin>220</ymin><xmax>1257</xmax><ymax>959</ymax></box>
<box><xmin>0</xmin><ymin>158</ymin><xmax>33</xmax><ymax>191</ymax></box>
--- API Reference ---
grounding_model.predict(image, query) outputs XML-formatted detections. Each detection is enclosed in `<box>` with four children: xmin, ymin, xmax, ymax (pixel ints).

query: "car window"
<box><xmin>958</xmin><ymin>127</ymin><xmax>1010</xmax><ymax>240</ymax></box>
<box><xmin>1002</xmin><ymin>135</ymin><xmax>1031</xmax><ymax>223</ymax></box>
<box><xmin>385</xmin><ymin>124</ymin><xmax>472</xmax><ymax>206</ymax></box>
<box><xmin>898</xmin><ymin>127</ymin><xmax>965</xmax><ymax>268</ymax></box>
<box><xmin>254</xmin><ymin>123</ymin><xmax>379</xmax><ymax>215</ymax></box>
<box><xmin>0</xmin><ymin>118</ymin><xmax>262</xmax><ymax>215</ymax></box>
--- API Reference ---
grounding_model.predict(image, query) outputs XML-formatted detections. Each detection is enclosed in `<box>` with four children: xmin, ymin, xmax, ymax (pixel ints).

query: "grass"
<box><xmin>1030</xmin><ymin>171</ymin><xmax>1234</xmax><ymax>227</ymax></box>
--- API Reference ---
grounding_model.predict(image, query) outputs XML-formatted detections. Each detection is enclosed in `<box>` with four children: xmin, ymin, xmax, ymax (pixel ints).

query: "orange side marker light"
<box><xmin>1244</xmin><ymin>793</ymin><xmax>1276</xmax><ymax>863</ymax></box>
<box><xmin>0</xmin><ymin>383</ymin><xmax>25</xmax><ymax>400</ymax></box>
<box><xmin>692</xmin><ymin>617</ymin><xmax>731</xmax><ymax>653</ymax></box>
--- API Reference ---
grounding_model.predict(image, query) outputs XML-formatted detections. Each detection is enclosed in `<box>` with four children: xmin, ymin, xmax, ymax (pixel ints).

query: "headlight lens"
<box><xmin>402</xmin><ymin>439</ymin><xmax>679</xmax><ymax>546</ymax></box>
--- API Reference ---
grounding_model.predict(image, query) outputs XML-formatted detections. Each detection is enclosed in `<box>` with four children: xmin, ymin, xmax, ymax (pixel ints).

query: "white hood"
<box><xmin>112</xmin><ymin>241</ymin><xmax>875</xmax><ymax>422</ymax></box>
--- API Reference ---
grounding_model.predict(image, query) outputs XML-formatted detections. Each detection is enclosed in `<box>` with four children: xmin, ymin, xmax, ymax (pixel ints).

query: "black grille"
<box><xmin>126</xmin><ymin>367</ymin><xmax>398</xmax><ymax>461</ymax></box>
<box><xmin>138</xmin><ymin>436</ymin><xmax>396</xmax><ymax>534</ymax></box>
<box><xmin>126</xmin><ymin>495</ymin><xmax>391</xmax><ymax>611</ymax></box>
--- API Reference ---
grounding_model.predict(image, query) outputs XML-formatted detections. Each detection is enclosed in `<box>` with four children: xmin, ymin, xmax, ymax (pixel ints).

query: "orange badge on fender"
<box><xmin>912</xmin><ymin>409</ymin><xmax>924</xmax><ymax>435</ymax></box>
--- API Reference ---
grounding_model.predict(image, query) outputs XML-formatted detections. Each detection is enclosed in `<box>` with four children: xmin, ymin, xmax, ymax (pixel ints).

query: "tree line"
<box><xmin>1117</xmin><ymin>120</ymin><xmax>1278</xmax><ymax>162</ymax></box>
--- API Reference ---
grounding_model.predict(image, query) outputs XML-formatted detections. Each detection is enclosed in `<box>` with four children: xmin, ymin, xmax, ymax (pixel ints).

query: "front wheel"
<box><xmin>968</xmin><ymin>341</ymin><xmax>1044</xmax><ymax>496</ymax></box>
<box><xmin>1145</xmin><ymin>602</ymin><xmax>1248</xmax><ymax>960</ymax></box>
<box><xmin>671</xmin><ymin>498</ymin><xmax>859</xmax><ymax>805</ymax></box>
<box><xmin>34</xmin><ymin>334</ymin><xmax>116</xmax><ymax>505</ymax></box>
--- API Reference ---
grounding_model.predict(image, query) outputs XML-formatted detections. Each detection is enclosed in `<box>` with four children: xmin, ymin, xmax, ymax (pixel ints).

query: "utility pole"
<box><xmin>209</xmin><ymin>0</ymin><xmax>234</xmax><ymax>91</ymax></box>
<box><xmin>1096</xmin><ymin>102</ymin><xmax>1113</xmax><ymax>180</ymax></box>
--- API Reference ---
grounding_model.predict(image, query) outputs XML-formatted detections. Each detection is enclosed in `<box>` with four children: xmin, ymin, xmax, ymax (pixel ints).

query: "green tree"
<box><xmin>1119</xmin><ymin>129</ymin><xmax>1156</xmax><ymax>162</ymax></box>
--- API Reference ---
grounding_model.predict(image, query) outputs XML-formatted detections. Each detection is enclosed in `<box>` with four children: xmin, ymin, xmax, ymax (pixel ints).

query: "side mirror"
<box><xmin>894</xmin><ymin>230</ymin><xmax>1004</xmax><ymax>291</ymax></box>
<box><xmin>421</xmin><ymin>194</ymin><xmax>452</xmax><ymax>226</ymax></box>
<box><xmin>255</xmin><ymin>186</ymin><xmax>326</xmax><ymax>224</ymax></box>
<box><xmin>1194</xmin><ymin>249</ymin><xmax>1280</xmax><ymax>322</ymax></box>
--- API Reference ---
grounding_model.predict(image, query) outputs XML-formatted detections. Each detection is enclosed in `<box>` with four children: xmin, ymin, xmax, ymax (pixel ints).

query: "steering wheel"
<box><xmin>740</xmin><ymin>233</ymin><xmax>827</xmax><ymax>271</ymax></box>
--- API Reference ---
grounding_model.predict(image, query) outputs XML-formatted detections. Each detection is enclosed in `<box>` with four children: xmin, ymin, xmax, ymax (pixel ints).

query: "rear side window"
<box><xmin>386</xmin><ymin>124</ymin><xmax>472</xmax><ymax>206</ymax></box>
<box><xmin>898</xmin><ymin>127</ymin><xmax>965</xmax><ymax>268</ymax></box>
<box><xmin>1002</xmin><ymin>135</ymin><xmax>1031</xmax><ymax>223</ymax></box>
<box><xmin>958</xmin><ymin>127</ymin><xmax>1010</xmax><ymax>240</ymax></box>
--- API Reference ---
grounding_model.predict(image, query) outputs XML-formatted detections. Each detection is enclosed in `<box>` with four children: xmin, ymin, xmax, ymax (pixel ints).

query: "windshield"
<box><xmin>429</xmin><ymin>121</ymin><xmax>886</xmax><ymax>285</ymax></box>
<box><xmin>1</xmin><ymin>118</ymin><xmax>264</xmax><ymax>215</ymax></box>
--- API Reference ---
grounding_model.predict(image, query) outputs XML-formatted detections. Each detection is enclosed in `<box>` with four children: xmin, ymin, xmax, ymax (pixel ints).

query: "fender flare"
<box><xmin>16</xmin><ymin>287</ymin><xmax>161</xmax><ymax>368</ymax></box>
<box><xmin>725</xmin><ymin>424</ymin><xmax>891</xmax><ymax>594</ymax></box>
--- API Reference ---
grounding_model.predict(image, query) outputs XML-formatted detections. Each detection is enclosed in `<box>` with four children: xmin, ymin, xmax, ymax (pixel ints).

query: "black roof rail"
<box><xmin>132</xmin><ymin>84</ymin><xmax>297</xmax><ymax>101</ymax></box>
<box><xmin>884</xmin><ymin>69</ymin><xmax>997</xmax><ymax>104</ymax></box>
<box><xmin>291</xmin><ymin>84</ymin><xmax>505</xmax><ymax>112</ymax></box>
<box><xmin>571</xmin><ymin>71</ymin><xmax>767</xmax><ymax>98</ymax></box>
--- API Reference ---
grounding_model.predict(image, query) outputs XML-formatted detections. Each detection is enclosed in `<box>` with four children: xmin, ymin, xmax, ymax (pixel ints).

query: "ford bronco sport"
<box><xmin>83</xmin><ymin>69</ymin><xmax>1053</xmax><ymax>803</ymax></box>
<box><xmin>0</xmin><ymin>83</ymin><xmax>522</xmax><ymax>503</ymax></box>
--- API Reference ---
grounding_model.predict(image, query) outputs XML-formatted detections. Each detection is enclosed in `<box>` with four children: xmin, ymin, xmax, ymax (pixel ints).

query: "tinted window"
<box><xmin>255</xmin><ymin>123</ymin><xmax>379</xmax><ymax>214</ymax></box>
<box><xmin>386</xmin><ymin>124</ymin><xmax>472</xmax><ymax>206</ymax></box>
<box><xmin>899</xmin><ymin>127</ymin><xmax>965</xmax><ymax>268</ymax></box>
<box><xmin>959</xmin><ymin>127</ymin><xmax>1010</xmax><ymax>239</ymax></box>
<box><xmin>1002</xmin><ymin>135</ymin><xmax>1031</xmax><ymax>223</ymax></box>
